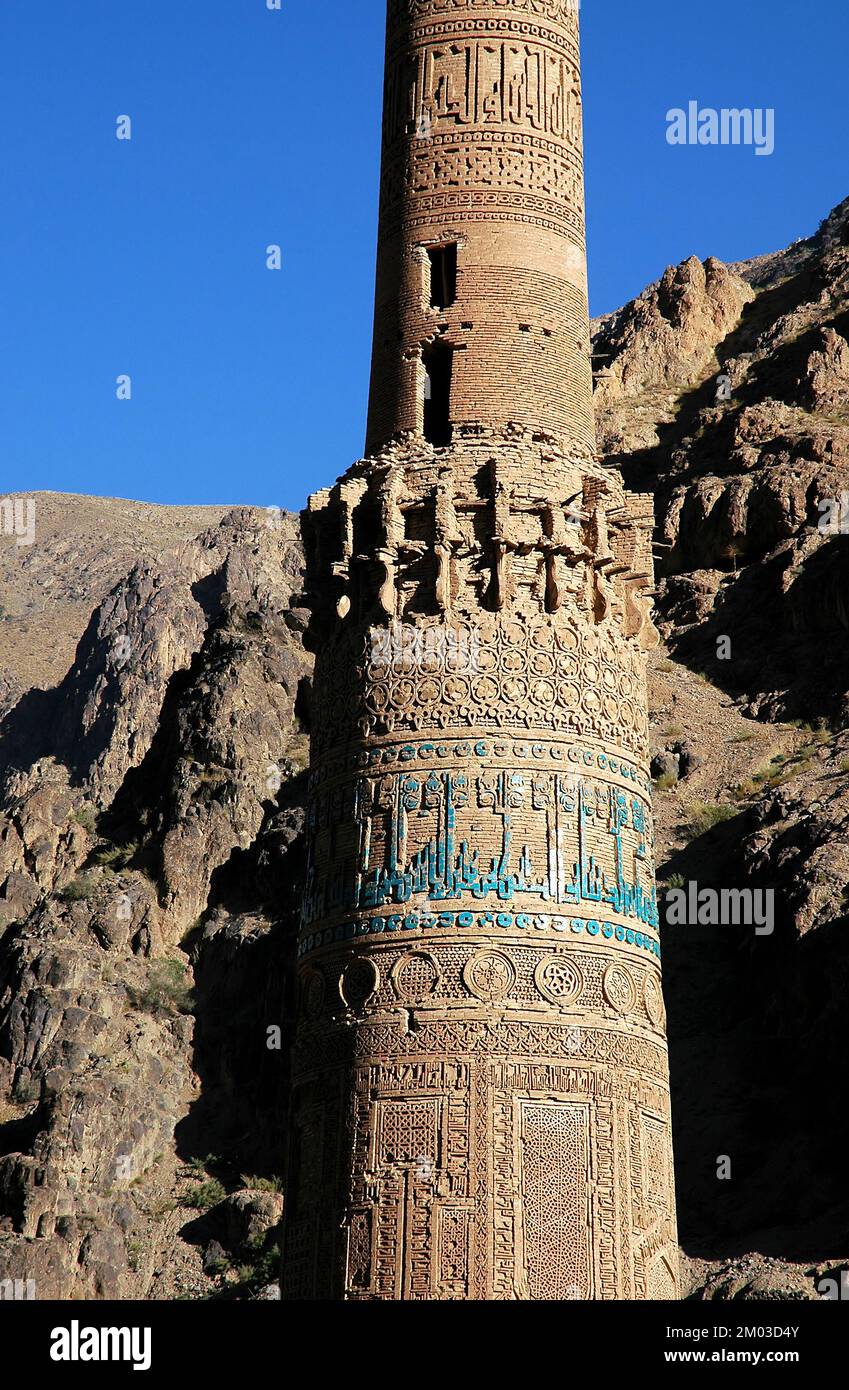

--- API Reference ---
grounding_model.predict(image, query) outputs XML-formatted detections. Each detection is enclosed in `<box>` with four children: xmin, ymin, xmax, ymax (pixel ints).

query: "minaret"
<box><xmin>283</xmin><ymin>0</ymin><xmax>679</xmax><ymax>1301</ymax></box>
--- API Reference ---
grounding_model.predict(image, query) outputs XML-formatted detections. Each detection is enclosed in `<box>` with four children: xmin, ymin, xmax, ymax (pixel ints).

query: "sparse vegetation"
<box><xmin>654</xmin><ymin>772</ymin><xmax>678</xmax><ymax>791</ymax></box>
<box><xmin>58</xmin><ymin>874</ymin><xmax>97</xmax><ymax>903</ymax></box>
<box><xmin>733</xmin><ymin>778</ymin><xmax>758</xmax><ymax>801</ymax></box>
<box><xmin>198</xmin><ymin>768</ymin><xmax>227</xmax><ymax>786</ymax></box>
<box><xmin>737</xmin><ymin>757</ymin><xmax>786</xmax><ymax>796</ymax></box>
<box><xmin>69</xmin><ymin>804</ymin><xmax>98</xmax><ymax>833</ymax></box>
<box><xmin>239</xmin><ymin>1174</ymin><xmax>284</xmax><ymax>1195</ymax></box>
<box><xmin>233</xmin><ymin>1237</ymin><xmax>281</xmax><ymax>1291</ymax></box>
<box><xmin>681</xmin><ymin>801</ymin><xmax>737</xmax><ymax>838</ymax></box>
<box><xmin>789</xmin><ymin>719</ymin><xmax>832</xmax><ymax>745</ymax></box>
<box><xmin>284</xmin><ymin>733</ymin><xmax>310</xmax><ymax>775</ymax></box>
<box><xmin>92</xmin><ymin>840</ymin><xmax>139</xmax><ymax>868</ymax></box>
<box><xmin>189</xmin><ymin>1154</ymin><xmax>222</xmax><ymax>1175</ymax></box>
<box><xmin>180</xmin><ymin>1178</ymin><xmax>226</xmax><ymax>1210</ymax></box>
<box><xmin>128</xmin><ymin>959</ymin><xmax>194</xmax><ymax>1017</ymax></box>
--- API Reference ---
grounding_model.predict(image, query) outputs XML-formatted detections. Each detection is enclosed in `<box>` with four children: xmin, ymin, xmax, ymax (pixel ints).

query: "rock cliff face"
<box><xmin>595</xmin><ymin>197</ymin><xmax>849</xmax><ymax>724</ymax></box>
<box><xmin>0</xmin><ymin>495</ymin><xmax>231</xmax><ymax>723</ymax></box>
<box><xmin>0</xmin><ymin>508</ymin><xmax>310</xmax><ymax>1297</ymax></box>
<box><xmin>2</xmin><ymin>196</ymin><xmax>849</xmax><ymax>1300</ymax></box>
<box><xmin>595</xmin><ymin>195</ymin><xmax>849</xmax><ymax>1298</ymax></box>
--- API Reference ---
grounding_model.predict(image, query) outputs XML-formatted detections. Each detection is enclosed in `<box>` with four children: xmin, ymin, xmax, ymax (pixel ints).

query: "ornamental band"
<box><xmin>282</xmin><ymin>0</ymin><xmax>679</xmax><ymax>1301</ymax></box>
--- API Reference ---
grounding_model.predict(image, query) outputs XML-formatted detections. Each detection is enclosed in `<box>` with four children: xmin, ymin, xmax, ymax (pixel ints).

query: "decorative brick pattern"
<box><xmin>367</xmin><ymin>1</ymin><xmax>594</xmax><ymax>453</ymax></box>
<box><xmin>282</xmin><ymin>0</ymin><xmax>679</xmax><ymax>1302</ymax></box>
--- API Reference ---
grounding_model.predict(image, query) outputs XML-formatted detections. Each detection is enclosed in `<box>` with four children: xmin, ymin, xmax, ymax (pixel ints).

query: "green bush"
<box><xmin>180</xmin><ymin>1179</ymin><xmax>226</xmax><ymax>1210</ymax></box>
<box><xmin>128</xmin><ymin>959</ymin><xmax>194</xmax><ymax>1017</ymax></box>
<box><xmin>682</xmin><ymin>801</ymin><xmax>737</xmax><ymax>838</ymax></box>
<box><xmin>239</xmin><ymin>1174</ymin><xmax>284</xmax><ymax>1195</ymax></box>
<box><xmin>69</xmin><ymin>805</ymin><xmax>98</xmax><ymax>833</ymax></box>
<box><xmin>92</xmin><ymin>840</ymin><xmax>139</xmax><ymax>868</ymax></box>
<box><xmin>58</xmin><ymin>874</ymin><xmax>97</xmax><ymax>903</ymax></box>
<box><xmin>234</xmin><ymin>1242</ymin><xmax>281</xmax><ymax>1290</ymax></box>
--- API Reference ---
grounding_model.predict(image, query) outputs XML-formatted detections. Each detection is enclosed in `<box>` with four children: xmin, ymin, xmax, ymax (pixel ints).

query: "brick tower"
<box><xmin>283</xmin><ymin>0</ymin><xmax>679</xmax><ymax>1300</ymax></box>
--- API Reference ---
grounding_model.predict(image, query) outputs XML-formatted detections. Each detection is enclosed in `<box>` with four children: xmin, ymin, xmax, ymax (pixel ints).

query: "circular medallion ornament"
<box><xmin>531</xmin><ymin>678</ymin><xmax>556</xmax><ymax>707</ymax></box>
<box><xmin>530</xmin><ymin>650</ymin><xmax>555</xmax><ymax>677</ymax></box>
<box><xmin>500</xmin><ymin>619</ymin><xmax>525</xmax><ymax>647</ymax></box>
<box><xmin>472</xmin><ymin>675</ymin><xmax>499</xmax><ymax>706</ymax></box>
<box><xmin>390</xmin><ymin>679</ymin><xmax>415</xmax><ymax>709</ymax></box>
<box><xmin>463</xmin><ymin>950</ymin><xmax>516</xmax><ymax>1003</ymax></box>
<box><xmin>603</xmin><ymin>962</ymin><xmax>637</xmax><ymax>1014</ymax></box>
<box><xmin>416</xmin><ymin>677</ymin><xmax>440</xmax><ymax>704</ymax></box>
<box><xmin>530</xmin><ymin>622</ymin><xmax>554</xmax><ymax>652</ymax></box>
<box><xmin>391</xmin><ymin>950</ymin><xmax>440</xmax><ymax>1003</ymax></box>
<box><xmin>534</xmin><ymin>955</ymin><xmax>583</xmax><ymax>1007</ymax></box>
<box><xmin>555</xmin><ymin>626</ymin><xmax>579</xmax><ymax>653</ymax></box>
<box><xmin>557</xmin><ymin>681</ymin><xmax>580</xmax><ymax>708</ymax></box>
<box><xmin>644</xmin><ymin>973</ymin><xmax>666</xmax><ymax>1030</ymax></box>
<box><xmin>582</xmin><ymin>687</ymin><xmax>601</xmax><ymax>715</ymax></box>
<box><xmin>443</xmin><ymin>676</ymin><xmax>469</xmax><ymax>704</ymax></box>
<box><xmin>366</xmin><ymin>683</ymin><xmax>390</xmax><ymax>713</ymax></box>
<box><xmin>339</xmin><ymin>958</ymin><xmax>379</xmax><ymax>1012</ymax></box>
<box><xmin>502</xmin><ymin>648</ymin><xmax>525</xmax><ymax>673</ymax></box>
<box><xmin>301</xmin><ymin>969</ymin><xmax>325</xmax><ymax>1020</ymax></box>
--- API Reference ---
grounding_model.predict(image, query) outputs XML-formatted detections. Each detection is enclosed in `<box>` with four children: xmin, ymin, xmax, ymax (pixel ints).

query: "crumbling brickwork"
<box><xmin>366</xmin><ymin>0</ymin><xmax>595</xmax><ymax>454</ymax></box>
<box><xmin>283</xmin><ymin>0</ymin><xmax>679</xmax><ymax>1301</ymax></box>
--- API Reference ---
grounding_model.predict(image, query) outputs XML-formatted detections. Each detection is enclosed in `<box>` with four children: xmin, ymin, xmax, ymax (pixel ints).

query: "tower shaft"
<box><xmin>283</xmin><ymin>0</ymin><xmax>679</xmax><ymax>1301</ymax></box>
<box><xmin>366</xmin><ymin>0</ymin><xmax>594</xmax><ymax>455</ymax></box>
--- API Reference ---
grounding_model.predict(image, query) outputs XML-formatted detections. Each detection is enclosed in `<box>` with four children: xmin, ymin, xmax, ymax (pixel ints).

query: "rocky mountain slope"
<box><xmin>1</xmin><ymin>195</ymin><xmax>848</xmax><ymax>1300</ymax></box>
<box><xmin>0</xmin><ymin>495</ymin><xmax>231</xmax><ymax>721</ymax></box>
<box><xmin>0</xmin><ymin>507</ymin><xmax>310</xmax><ymax>1297</ymax></box>
<box><xmin>596</xmin><ymin>194</ymin><xmax>849</xmax><ymax>1298</ymax></box>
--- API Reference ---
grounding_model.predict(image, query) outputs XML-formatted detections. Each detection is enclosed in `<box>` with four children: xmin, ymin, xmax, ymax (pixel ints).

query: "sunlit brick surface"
<box><xmin>283</xmin><ymin>1</ymin><xmax>679</xmax><ymax>1301</ymax></box>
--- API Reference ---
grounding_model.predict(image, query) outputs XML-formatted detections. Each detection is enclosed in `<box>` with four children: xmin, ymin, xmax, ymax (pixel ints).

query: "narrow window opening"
<box><xmin>423</xmin><ymin>342</ymin><xmax>453</xmax><ymax>447</ymax></box>
<box><xmin>427</xmin><ymin>244</ymin><xmax>457</xmax><ymax>309</ymax></box>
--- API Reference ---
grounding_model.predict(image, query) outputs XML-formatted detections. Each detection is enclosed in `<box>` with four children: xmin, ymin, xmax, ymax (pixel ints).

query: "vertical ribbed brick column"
<box><xmin>282</xmin><ymin>0</ymin><xmax>679</xmax><ymax>1302</ymax></box>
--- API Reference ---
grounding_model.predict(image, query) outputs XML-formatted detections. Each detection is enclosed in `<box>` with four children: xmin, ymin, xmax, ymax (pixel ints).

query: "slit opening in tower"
<box><xmin>427</xmin><ymin>243</ymin><xmax>457</xmax><ymax>309</ymax></box>
<box><xmin>423</xmin><ymin>342</ymin><xmax>453</xmax><ymax>447</ymax></box>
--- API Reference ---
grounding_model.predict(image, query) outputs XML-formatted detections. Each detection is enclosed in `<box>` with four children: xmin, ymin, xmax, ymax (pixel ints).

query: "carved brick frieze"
<box><xmin>283</xmin><ymin>0</ymin><xmax>678</xmax><ymax>1302</ymax></box>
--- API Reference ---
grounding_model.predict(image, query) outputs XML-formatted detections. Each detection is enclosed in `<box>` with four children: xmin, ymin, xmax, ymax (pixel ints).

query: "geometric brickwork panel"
<box><xmin>283</xmin><ymin>0</ymin><xmax>679</xmax><ymax>1301</ymax></box>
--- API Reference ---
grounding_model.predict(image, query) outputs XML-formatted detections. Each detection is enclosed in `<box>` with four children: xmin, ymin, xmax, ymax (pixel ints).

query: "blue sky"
<box><xmin>1</xmin><ymin>0</ymin><xmax>845</xmax><ymax>509</ymax></box>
